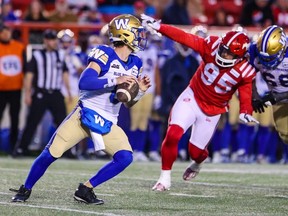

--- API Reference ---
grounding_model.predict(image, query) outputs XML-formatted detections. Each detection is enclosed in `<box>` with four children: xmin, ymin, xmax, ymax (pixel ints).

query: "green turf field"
<box><xmin>0</xmin><ymin>157</ymin><xmax>288</xmax><ymax>216</ymax></box>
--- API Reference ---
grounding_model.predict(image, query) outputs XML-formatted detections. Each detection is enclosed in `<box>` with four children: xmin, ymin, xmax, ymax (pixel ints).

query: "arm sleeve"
<box><xmin>26</xmin><ymin>55</ymin><xmax>37</xmax><ymax>74</ymax></box>
<box><xmin>78</xmin><ymin>67</ymin><xmax>116</xmax><ymax>90</ymax></box>
<box><xmin>159</xmin><ymin>24</ymin><xmax>206</xmax><ymax>56</ymax></box>
<box><xmin>238</xmin><ymin>78</ymin><xmax>254</xmax><ymax>115</ymax></box>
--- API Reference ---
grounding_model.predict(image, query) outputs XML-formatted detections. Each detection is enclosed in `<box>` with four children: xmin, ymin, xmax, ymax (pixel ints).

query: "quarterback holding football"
<box><xmin>10</xmin><ymin>14</ymin><xmax>151</xmax><ymax>204</ymax></box>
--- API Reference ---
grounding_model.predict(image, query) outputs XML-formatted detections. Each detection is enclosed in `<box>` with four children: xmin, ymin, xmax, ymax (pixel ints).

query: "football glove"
<box><xmin>140</xmin><ymin>14</ymin><xmax>162</xmax><ymax>37</ymax></box>
<box><xmin>252</xmin><ymin>98</ymin><xmax>267</xmax><ymax>113</ymax></box>
<box><xmin>262</xmin><ymin>92</ymin><xmax>277</xmax><ymax>106</ymax></box>
<box><xmin>239</xmin><ymin>113</ymin><xmax>259</xmax><ymax>124</ymax></box>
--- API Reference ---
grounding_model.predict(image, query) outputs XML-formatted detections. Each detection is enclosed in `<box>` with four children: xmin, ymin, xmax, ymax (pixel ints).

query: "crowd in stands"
<box><xmin>0</xmin><ymin>0</ymin><xmax>288</xmax><ymax>164</ymax></box>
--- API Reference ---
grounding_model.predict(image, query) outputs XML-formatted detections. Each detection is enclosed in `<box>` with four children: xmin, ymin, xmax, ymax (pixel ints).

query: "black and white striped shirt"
<box><xmin>27</xmin><ymin>49</ymin><xmax>68</xmax><ymax>91</ymax></box>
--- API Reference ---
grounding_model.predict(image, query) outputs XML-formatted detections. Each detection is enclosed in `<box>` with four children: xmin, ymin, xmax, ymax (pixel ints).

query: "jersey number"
<box><xmin>262</xmin><ymin>72</ymin><xmax>288</xmax><ymax>87</ymax></box>
<box><xmin>201</xmin><ymin>63</ymin><xmax>238</xmax><ymax>93</ymax></box>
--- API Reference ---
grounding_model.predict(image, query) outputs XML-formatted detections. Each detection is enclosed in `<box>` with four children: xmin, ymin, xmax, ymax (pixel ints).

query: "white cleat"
<box><xmin>152</xmin><ymin>182</ymin><xmax>170</xmax><ymax>191</ymax></box>
<box><xmin>183</xmin><ymin>162</ymin><xmax>202</xmax><ymax>181</ymax></box>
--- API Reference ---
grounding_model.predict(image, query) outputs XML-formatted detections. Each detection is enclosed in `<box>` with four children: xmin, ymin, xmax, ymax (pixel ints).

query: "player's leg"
<box><xmin>74</xmin><ymin>124</ymin><xmax>133</xmax><ymax>204</ymax></box>
<box><xmin>8</xmin><ymin>90</ymin><xmax>21</xmax><ymax>152</ymax></box>
<box><xmin>11</xmin><ymin>107</ymin><xmax>88</xmax><ymax>202</ymax></box>
<box><xmin>129</xmin><ymin>93</ymin><xmax>153</xmax><ymax>161</ymax></box>
<box><xmin>183</xmin><ymin>107</ymin><xmax>221</xmax><ymax>181</ymax></box>
<box><xmin>153</xmin><ymin>87</ymin><xmax>196</xmax><ymax>191</ymax></box>
<box><xmin>273</xmin><ymin>104</ymin><xmax>288</xmax><ymax>144</ymax></box>
<box><xmin>256</xmin><ymin>106</ymin><xmax>273</xmax><ymax>163</ymax></box>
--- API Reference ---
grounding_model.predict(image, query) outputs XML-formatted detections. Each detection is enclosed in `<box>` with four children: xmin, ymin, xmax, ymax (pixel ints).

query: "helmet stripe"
<box><xmin>261</xmin><ymin>25</ymin><xmax>277</xmax><ymax>53</ymax></box>
<box><xmin>226</xmin><ymin>32</ymin><xmax>242</xmax><ymax>46</ymax></box>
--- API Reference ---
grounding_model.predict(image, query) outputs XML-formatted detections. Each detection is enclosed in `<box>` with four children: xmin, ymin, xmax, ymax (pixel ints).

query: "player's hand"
<box><xmin>252</xmin><ymin>98</ymin><xmax>267</xmax><ymax>113</ymax></box>
<box><xmin>262</xmin><ymin>92</ymin><xmax>277</xmax><ymax>106</ymax></box>
<box><xmin>138</xmin><ymin>75</ymin><xmax>151</xmax><ymax>92</ymax></box>
<box><xmin>239</xmin><ymin>113</ymin><xmax>259</xmax><ymax>124</ymax></box>
<box><xmin>140</xmin><ymin>14</ymin><xmax>162</xmax><ymax>37</ymax></box>
<box><xmin>116</xmin><ymin>75</ymin><xmax>137</xmax><ymax>85</ymax></box>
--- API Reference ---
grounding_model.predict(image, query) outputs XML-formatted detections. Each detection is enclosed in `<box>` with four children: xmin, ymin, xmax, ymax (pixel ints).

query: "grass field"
<box><xmin>0</xmin><ymin>157</ymin><xmax>288</xmax><ymax>216</ymax></box>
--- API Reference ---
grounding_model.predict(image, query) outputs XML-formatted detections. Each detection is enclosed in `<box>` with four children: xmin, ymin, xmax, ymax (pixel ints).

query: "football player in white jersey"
<box><xmin>141</xmin><ymin>14</ymin><xmax>259</xmax><ymax>191</ymax></box>
<box><xmin>10</xmin><ymin>14</ymin><xmax>151</xmax><ymax>204</ymax></box>
<box><xmin>250</xmin><ymin>25</ymin><xmax>288</xmax><ymax>145</ymax></box>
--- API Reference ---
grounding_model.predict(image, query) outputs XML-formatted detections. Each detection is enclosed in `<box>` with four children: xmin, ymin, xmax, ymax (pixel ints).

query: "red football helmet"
<box><xmin>215</xmin><ymin>31</ymin><xmax>250</xmax><ymax>67</ymax></box>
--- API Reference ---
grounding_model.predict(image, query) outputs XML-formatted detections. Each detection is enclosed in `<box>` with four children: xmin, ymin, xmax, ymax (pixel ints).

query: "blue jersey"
<box><xmin>79</xmin><ymin>45</ymin><xmax>143</xmax><ymax>124</ymax></box>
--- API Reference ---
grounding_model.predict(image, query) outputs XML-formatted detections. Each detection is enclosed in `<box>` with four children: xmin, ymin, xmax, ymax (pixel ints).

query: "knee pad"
<box><xmin>164</xmin><ymin>124</ymin><xmax>184</xmax><ymax>146</ymax></box>
<box><xmin>113</xmin><ymin>150</ymin><xmax>133</xmax><ymax>169</ymax></box>
<box><xmin>188</xmin><ymin>143</ymin><xmax>209</xmax><ymax>164</ymax></box>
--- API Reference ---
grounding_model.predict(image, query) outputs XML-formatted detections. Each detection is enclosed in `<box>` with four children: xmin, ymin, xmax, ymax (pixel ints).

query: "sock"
<box><xmin>178</xmin><ymin>129</ymin><xmax>189</xmax><ymax>157</ymax></box>
<box><xmin>237</xmin><ymin>124</ymin><xmax>255</xmax><ymax>155</ymax></box>
<box><xmin>268</xmin><ymin>130</ymin><xmax>279</xmax><ymax>163</ymax></box>
<box><xmin>24</xmin><ymin>148</ymin><xmax>57</xmax><ymax>189</ymax></box>
<box><xmin>257</xmin><ymin>126</ymin><xmax>271</xmax><ymax>156</ymax></box>
<box><xmin>161</xmin><ymin>124</ymin><xmax>183</xmax><ymax>170</ymax></box>
<box><xmin>89</xmin><ymin>150</ymin><xmax>133</xmax><ymax>187</ymax></box>
<box><xmin>211</xmin><ymin>129</ymin><xmax>222</xmax><ymax>153</ymax></box>
<box><xmin>129</xmin><ymin>129</ymin><xmax>146</xmax><ymax>151</ymax></box>
<box><xmin>148</xmin><ymin>120</ymin><xmax>161</xmax><ymax>152</ymax></box>
<box><xmin>221</xmin><ymin>122</ymin><xmax>231</xmax><ymax>150</ymax></box>
<box><xmin>230</xmin><ymin>129</ymin><xmax>238</xmax><ymax>154</ymax></box>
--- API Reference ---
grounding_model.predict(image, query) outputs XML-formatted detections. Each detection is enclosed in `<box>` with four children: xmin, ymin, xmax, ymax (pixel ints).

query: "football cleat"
<box><xmin>74</xmin><ymin>183</ymin><xmax>104</xmax><ymax>205</ymax></box>
<box><xmin>152</xmin><ymin>182</ymin><xmax>170</xmax><ymax>192</ymax></box>
<box><xmin>183</xmin><ymin>162</ymin><xmax>202</xmax><ymax>181</ymax></box>
<box><xmin>10</xmin><ymin>185</ymin><xmax>32</xmax><ymax>202</ymax></box>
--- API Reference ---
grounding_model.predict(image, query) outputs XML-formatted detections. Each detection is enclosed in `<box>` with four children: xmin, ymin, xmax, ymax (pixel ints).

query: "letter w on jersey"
<box><xmin>115</xmin><ymin>18</ymin><xmax>129</xmax><ymax>30</ymax></box>
<box><xmin>80</xmin><ymin>107</ymin><xmax>112</xmax><ymax>134</ymax></box>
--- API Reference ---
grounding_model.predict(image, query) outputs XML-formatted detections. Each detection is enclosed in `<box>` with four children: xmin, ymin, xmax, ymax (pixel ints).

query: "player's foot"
<box><xmin>152</xmin><ymin>182</ymin><xmax>170</xmax><ymax>191</ymax></box>
<box><xmin>183</xmin><ymin>162</ymin><xmax>202</xmax><ymax>181</ymax></box>
<box><xmin>74</xmin><ymin>183</ymin><xmax>104</xmax><ymax>205</ymax></box>
<box><xmin>10</xmin><ymin>185</ymin><xmax>31</xmax><ymax>202</ymax></box>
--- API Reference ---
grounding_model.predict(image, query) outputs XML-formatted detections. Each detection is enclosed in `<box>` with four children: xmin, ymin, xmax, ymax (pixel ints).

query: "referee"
<box><xmin>14</xmin><ymin>29</ymin><xmax>71</xmax><ymax>156</ymax></box>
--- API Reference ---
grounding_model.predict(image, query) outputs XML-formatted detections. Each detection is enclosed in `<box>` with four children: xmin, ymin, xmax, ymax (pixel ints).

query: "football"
<box><xmin>116</xmin><ymin>81</ymin><xmax>139</xmax><ymax>102</ymax></box>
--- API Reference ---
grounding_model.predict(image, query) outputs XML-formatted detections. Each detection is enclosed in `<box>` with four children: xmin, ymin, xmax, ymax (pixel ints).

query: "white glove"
<box><xmin>140</xmin><ymin>14</ymin><xmax>162</xmax><ymax>37</ymax></box>
<box><xmin>153</xmin><ymin>95</ymin><xmax>162</xmax><ymax>110</ymax></box>
<box><xmin>239</xmin><ymin>113</ymin><xmax>259</xmax><ymax>124</ymax></box>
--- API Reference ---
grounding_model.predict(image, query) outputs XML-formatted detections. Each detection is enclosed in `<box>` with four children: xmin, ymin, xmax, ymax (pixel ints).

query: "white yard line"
<box><xmin>169</xmin><ymin>193</ymin><xmax>216</xmax><ymax>198</ymax></box>
<box><xmin>0</xmin><ymin>201</ymin><xmax>121</xmax><ymax>216</ymax></box>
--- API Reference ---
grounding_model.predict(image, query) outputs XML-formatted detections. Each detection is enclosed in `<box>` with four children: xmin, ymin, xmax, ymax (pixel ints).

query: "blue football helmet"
<box><xmin>256</xmin><ymin>25</ymin><xmax>287</xmax><ymax>69</ymax></box>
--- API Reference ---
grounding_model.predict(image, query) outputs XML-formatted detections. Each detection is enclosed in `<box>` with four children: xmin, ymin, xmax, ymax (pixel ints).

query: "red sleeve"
<box><xmin>238</xmin><ymin>76</ymin><xmax>255</xmax><ymax>115</ymax></box>
<box><xmin>159</xmin><ymin>24</ymin><xmax>206</xmax><ymax>56</ymax></box>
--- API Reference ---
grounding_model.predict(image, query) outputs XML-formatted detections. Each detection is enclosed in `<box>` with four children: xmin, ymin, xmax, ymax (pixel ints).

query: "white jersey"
<box><xmin>61</xmin><ymin>50</ymin><xmax>84</xmax><ymax>97</ymax></box>
<box><xmin>79</xmin><ymin>45</ymin><xmax>143</xmax><ymax>124</ymax></box>
<box><xmin>254</xmin><ymin>54</ymin><xmax>288</xmax><ymax>103</ymax></box>
<box><xmin>137</xmin><ymin>44</ymin><xmax>158</xmax><ymax>94</ymax></box>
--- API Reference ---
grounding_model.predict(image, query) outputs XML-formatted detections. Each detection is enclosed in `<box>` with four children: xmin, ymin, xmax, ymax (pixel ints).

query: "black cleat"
<box><xmin>10</xmin><ymin>185</ymin><xmax>32</xmax><ymax>202</ymax></box>
<box><xmin>74</xmin><ymin>183</ymin><xmax>104</xmax><ymax>205</ymax></box>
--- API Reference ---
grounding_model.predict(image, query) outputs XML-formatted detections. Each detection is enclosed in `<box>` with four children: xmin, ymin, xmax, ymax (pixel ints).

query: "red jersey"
<box><xmin>159</xmin><ymin>24</ymin><xmax>256</xmax><ymax>116</ymax></box>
